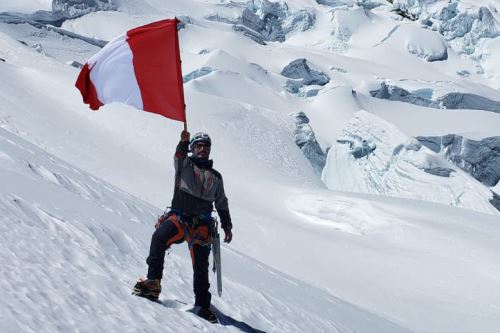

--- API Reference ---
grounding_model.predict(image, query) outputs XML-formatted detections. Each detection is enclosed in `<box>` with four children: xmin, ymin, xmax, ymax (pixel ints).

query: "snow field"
<box><xmin>1</xmin><ymin>0</ymin><xmax>500</xmax><ymax>332</ymax></box>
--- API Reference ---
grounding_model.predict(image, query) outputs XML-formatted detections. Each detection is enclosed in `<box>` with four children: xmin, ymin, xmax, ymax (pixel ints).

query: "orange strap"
<box><xmin>166</xmin><ymin>215</ymin><xmax>186</xmax><ymax>247</ymax></box>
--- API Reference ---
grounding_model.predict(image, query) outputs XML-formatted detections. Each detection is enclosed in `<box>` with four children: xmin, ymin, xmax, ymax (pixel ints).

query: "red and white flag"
<box><xmin>75</xmin><ymin>19</ymin><xmax>186</xmax><ymax>122</ymax></box>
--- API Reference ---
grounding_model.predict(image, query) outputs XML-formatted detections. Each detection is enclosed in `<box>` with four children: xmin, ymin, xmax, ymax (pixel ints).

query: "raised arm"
<box><xmin>174</xmin><ymin>130</ymin><xmax>190</xmax><ymax>173</ymax></box>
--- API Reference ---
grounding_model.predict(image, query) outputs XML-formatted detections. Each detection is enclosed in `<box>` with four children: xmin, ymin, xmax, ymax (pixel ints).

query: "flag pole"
<box><xmin>183</xmin><ymin>108</ymin><xmax>187</xmax><ymax>132</ymax></box>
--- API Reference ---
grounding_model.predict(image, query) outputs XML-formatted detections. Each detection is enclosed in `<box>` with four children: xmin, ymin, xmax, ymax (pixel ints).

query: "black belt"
<box><xmin>170</xmin><ymin>209</ymin><xmax>212</xmax><ymax>227</ymax></box>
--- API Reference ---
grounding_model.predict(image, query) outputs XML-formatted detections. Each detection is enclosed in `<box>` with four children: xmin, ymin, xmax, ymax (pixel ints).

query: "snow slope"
<box><xmin>1</xmin><ymin>0</ymin><xmax>500</xmax><ymax>332</ymax></box>
<box><xmin>1</xmin><ymin>0</ymin><xmax>51</xmax><ymax>14</ymax></box>
<box><xmin>0</xmin><ymin>126</ymin><xmax>410</xmax><ymax>333</ymax></box>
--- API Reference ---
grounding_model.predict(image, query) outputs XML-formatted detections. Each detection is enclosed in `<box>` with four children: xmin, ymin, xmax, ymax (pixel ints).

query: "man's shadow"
<box><xmin>159</xmin><ymin>300</ymin><xmax>266</xmax><ymax>332</ymax></box>
<box><xmin>211</xmin><ymin>306</ymin><xmax>267</xmax><ymax>333</ymax></box>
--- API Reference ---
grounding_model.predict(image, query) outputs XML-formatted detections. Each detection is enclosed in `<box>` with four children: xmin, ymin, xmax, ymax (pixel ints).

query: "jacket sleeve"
<box><xmin>215</xmin><ymin>176</ymin><xmax>232</xmax><ymax>231</ymax></box>
<box><xmin>174</xmin><ymin>140</ymin><xmax>189</xmax><ymax>174</ymax></box>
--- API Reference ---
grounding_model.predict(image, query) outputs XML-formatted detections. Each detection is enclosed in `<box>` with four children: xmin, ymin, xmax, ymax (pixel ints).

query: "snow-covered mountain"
<box><xmin>1</xmin><ymin>0</ymin><xmax>500</xmax><ymax>332</ymax></box>
<box><xmin>322</xmin><ymin>110</ymin><xmax>498</xmax><ymax>215</ymax></box>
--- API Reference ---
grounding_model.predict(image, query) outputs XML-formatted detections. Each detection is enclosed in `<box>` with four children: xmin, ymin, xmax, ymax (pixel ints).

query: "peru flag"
<box><xmin>75</xmin><ymin>19</ymin><xmax>186</xmax><ymax>122</ymax></box>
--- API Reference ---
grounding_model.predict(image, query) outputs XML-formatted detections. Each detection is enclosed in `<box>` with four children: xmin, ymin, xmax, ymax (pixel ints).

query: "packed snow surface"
<box><xmin>1</xmin><ymin>0</ymin><xmax>500</xmax><ymax>332</ymax></box>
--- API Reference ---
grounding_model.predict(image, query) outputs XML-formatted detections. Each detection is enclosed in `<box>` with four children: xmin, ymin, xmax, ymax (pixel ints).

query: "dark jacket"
<box><xmin>171</xmin><ymin>140</ymin><xmax>232</xmax><ymax>230</ymax></box>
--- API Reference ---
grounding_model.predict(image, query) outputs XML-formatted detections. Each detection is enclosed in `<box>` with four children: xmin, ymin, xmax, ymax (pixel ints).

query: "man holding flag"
<box><xmin>134</xmin><ymin>129</ymin><xmax>233</xmax><ymax>323</ymax></box>
<box><xmin>75</xmin><ymin>18</ymin><xmax>233</xmax><ymax>324</ymax></box>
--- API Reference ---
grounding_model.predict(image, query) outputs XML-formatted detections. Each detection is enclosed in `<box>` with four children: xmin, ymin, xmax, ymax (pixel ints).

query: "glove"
<box><xmin>181</xmin><ymin>130</ymin><xmax>190</xmax><ymax>142</ymax></box>
<box><xmin>223</xmin><ymin>227</ymin><xmax>233</xmax><ymax>243</ymax></box>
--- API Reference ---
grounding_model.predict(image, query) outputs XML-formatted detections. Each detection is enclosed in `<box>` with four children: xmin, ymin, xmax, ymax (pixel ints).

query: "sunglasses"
<box><xmin>194</xmin><ymin>142</ymin><xmax>211</xmax><ymax>149</ymax></box>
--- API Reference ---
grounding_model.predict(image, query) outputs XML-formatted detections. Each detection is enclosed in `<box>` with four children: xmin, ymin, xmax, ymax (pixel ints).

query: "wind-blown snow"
<box><xmin>1</xmin><ymin>0</ymin><xmax>500</xmax><ymax>332</ymax></box>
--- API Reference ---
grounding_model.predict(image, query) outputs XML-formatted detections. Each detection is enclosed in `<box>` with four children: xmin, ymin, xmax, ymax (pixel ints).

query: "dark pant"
<box><xmin>146</xmin><ymin>218</ymin><xmax>212</xmax><ymax>308</ymax></box>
